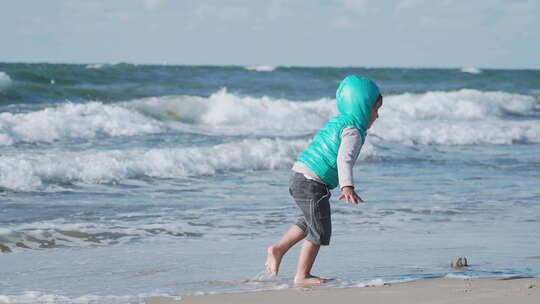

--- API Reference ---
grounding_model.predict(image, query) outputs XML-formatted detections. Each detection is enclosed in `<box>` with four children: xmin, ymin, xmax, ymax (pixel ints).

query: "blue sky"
<box><xmin>1</xmin><ymin>0</ymin><xmax>539</xmax><ymax>68</ymax></box>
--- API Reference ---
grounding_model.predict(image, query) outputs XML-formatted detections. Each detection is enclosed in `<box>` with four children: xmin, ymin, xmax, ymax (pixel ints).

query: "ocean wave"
<box><xmin>245</xmin><ymin>65</ymin><xmax>276</xmax><ymax>72</ymax></box>
<box><xmin>0</xmin><ymin>71</ymin><xmax>12</xmax><ymax>91</ymax></box>
<box><xmin>131</xmin><ymin>88</ymin><xmax>539</xmax><ymax>145</ymax></box>
<box><xmin>460</xmin><ymin>67</ymin><xmax>482</xmax><ymax>74</ymax></box>
<box><xmin>0</xmin><ymin>89</ymin><xmax>334</xmax><ymax>145</ymax></box>
<box><xmin>0</xmin><ymin>138</ymin><xmax>315</xmax><ymax>191</ymax></box>
<box><xmin>0</xmin><ymin>102</ymin><xmax>163</xmax><ymax>145</ymax></box>
<box><xmin>85</xmin><ymin>63</ymin><xmax>106</xmax><ymax>69</ymax></box>
<box><xmin>384</xmin><ymin>89</ymin><xmax>536</xmax><ymax>120</ymax></box>
<box><xmin>370</xmin><ymin>89</ymin><xmax>540</xmax><ymax>145</ymax></box>
<box><xmin>0</xmin><ymin>223</ymin><xmax>204</xmax><ymax>252</ymax></box>
<box><xmin>126</xmin><ymin>88</ymin><xmax>335</xmax><ymax>134</ymax></box>
<box><xmin>1</xmin><ymin>89</ymin><xmax>538</xmax><ymax>147</ymax></box>
<box><xmin>85</xmin><ymin>62</ymin><xmax>137</xmax><ymax>69</ymax></box>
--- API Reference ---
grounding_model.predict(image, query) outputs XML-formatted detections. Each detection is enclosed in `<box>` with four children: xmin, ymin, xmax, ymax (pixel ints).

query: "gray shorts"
<box><xmin>289</xmin><ymin>172</ymin><xmax>332</xmax><ymax>246</ymax></box>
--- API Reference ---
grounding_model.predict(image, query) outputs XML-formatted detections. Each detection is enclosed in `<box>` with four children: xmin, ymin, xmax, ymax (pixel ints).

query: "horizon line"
<box><xmin>1</xmin><ymin>60</ymin><xmax>539</xmax><ymax>71</ymax></box>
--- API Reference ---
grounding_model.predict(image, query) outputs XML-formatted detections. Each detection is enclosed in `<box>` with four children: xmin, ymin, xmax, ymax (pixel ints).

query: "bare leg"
<box><xmin>266</xmin><ymin>225</ymin><xmax>306</xmax><ymax>275</ymax></box>
<box><xmin>294</xmin><ymin>240</ymin><xmax>327</xmax><ymax>285</ymax></box>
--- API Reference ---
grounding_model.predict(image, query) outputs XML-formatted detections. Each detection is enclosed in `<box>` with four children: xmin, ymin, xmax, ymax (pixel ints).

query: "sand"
<box><xmin>145</xmin><ymin>277</ymin><xmax>540</xmax><ymax>304</ymax></box>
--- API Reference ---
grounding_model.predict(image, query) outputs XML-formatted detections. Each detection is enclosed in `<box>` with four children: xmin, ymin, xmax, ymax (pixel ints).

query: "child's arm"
<box><xmin>336</xmin><ymin>126</ymin><xmax>364</xmax><ymax>204</ymax></box>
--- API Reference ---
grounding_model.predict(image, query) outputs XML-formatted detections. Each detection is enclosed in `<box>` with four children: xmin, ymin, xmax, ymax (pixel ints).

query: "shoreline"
<box><xmin>145</xmin><ymin>276</ymin><xmax>540</xmax><ymax>304</ymax></box>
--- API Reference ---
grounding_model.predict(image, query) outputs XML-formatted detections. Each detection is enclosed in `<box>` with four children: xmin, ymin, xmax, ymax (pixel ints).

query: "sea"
<box><xmin>0</xmin><ymin>63</ymin><xmax>539</xmax><ymax>303</ymax></box>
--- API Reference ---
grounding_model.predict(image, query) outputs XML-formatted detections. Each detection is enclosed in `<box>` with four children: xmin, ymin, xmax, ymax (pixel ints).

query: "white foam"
<box><xmin>1</xmin><ymin>89</ymin><xmax>537</xmax><ymax>146</ymax></box>
<box><xmin>370</xmin><ymin>89</ymin><xmax>540</xmax><ymax>145</ymax></box>
<box><xmin>461</xmin><ymin>67</ymin><xmax>482</xmax><ymax>74</ymax></box>
<box><xmin>0</xmin><ymin>89</ymin><xmax>335</xmax><ymax>145</ymax></box>
<box><xmin>356</xmin><ymin>278</ymin><xmax>386</xmax><ymax>287</ymax></box>
<box><xmin>245</xmin><ymin>65</ymin><xmax>276</xmax><ymax>72</ymax></box>
<box><xmin>0</xmin><ymin>72</ymin><xmax>12</xmax><ymax>91</ymax></box>
<box><xmin>0</xmin><ymin>136</ymin><xmax>378</xmax><ymax>192</ymax></box>
<box><xmin>85</xmin><ymin>63</ymin><xmax>106</xmax><ymax>69</ymax></box>
<box><xmin>0</xmin><ymin>102</ymin><xmax>162</xmax><ymax>145</ymax></box>
<box><xmin>0</xmin><ymin>133</ymin><xmax>13</xmax><ymax>146</ymax></box>
<box><xmin>445</xmin><ymin>273</ymin><xmax>475</xmax><ymax>279</ymax></box>
<box><xmin>0</xmin><ymin>138</ymin><xmax>309</xmax><ymax>191</ymax></box>
<box><xmin>0</xmin><ymin>291</ymin><xmax>181</xmax><ymax>304</ymax></box>
<box><xmin>127</xmin><ymin>88</ymin><xmax>336</xmax><ymax>136</ymax></box>
<box><xmin>443</xmin><ymin>273</ymin><xmax>513</xmax><ymax>280</ymax></box>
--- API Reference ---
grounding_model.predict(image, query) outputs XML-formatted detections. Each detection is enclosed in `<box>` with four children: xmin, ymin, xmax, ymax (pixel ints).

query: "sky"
<box><xmin>1</xmin><ymin>0</ymin><xmax>539</xmax><ymax>68</ymax></box>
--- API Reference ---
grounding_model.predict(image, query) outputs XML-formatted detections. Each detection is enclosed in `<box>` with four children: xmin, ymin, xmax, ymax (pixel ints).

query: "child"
<box><xmin>265</xmin><ymin>75</ymin><xmax>383</xmax><ymax>285</ymax></box>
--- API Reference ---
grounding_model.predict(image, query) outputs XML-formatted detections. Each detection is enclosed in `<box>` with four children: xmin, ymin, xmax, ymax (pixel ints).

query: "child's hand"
<box><xmin>338</xmin><ymin>186</ymin><xmax>364</xmax><ymax>204</ymax></box>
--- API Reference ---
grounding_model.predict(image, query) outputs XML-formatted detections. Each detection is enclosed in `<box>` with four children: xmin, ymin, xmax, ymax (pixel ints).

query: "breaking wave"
<box><xmin>1</xmin><ymin>89</ymin><xmax>538</xmax><ymax>147</ymax></box>
<box><xmin>125</xmin><ymin>88</ymin><xmax>334</xmax><ymax>135</ymax></box>
<box><xmin>0</xmin><ymin>138</ymin><xmax>304</xmax><ymax>191</ymax></box>
<box><xmin>0</xmin><ymin>137</ymin><xmax>377</xmax><ymax>191</ymax></box>
<box><xmin>0</xmin><ymin>71</ymin><xmax>12</xmax><ymax>91</ymax></box>
<box><xmin>461</xmin><ymin>67</ymin><xmax>482</xmax><ymax>74</ymax></box>
<box><xmin>245</xmin><ymin>65</ymin><xmax>276</xmax><ymax>72</ymax></box>
<box><xmin>85</xmin><ymin>63</ymin><xmax>106</xmax><ymax>69</ymax></box>
<box><xmin>370</xmin><ymin>89</ymin><xmax>540</xmax><ymax>145</ymax></box>
<box><xmin>0</xmin><ymin>89</ymin><xmax>334</xmax><ymax>145</ymax></box>
<box><xmin>0</xmin><ymin>102</ymin><xmax>162</xmax><ymax>145</ymax></box>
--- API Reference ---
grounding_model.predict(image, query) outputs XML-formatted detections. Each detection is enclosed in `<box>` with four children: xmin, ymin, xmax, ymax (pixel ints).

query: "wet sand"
<box><xmin>145</xmin><ymin>276</ymin><xmax>540</xmax><ymax>304</ymax></box>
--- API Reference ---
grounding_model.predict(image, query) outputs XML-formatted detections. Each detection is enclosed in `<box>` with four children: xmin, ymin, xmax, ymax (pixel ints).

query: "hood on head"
<box><xmin>336</xmin><ymin>75</ymin><xmax>380</xmax><ymax>132</ymax></box>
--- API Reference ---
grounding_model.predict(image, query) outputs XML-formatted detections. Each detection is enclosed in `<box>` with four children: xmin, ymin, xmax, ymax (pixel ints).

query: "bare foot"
<box><xmin>265</xmin><ymin>245</ymin><xmax>283</xmax><ymax>275</ymax></box>
<box><xmin>294</xmin><ymin>275</ymin><xmax>328</xmax><ymax>286</ymax></box>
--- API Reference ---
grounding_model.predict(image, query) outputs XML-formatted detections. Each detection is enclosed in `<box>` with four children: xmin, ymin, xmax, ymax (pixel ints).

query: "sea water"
<box><xmin>0</xmin><ymin>63</ymin><xmax>539</xmax><ymax>303</ymax></box>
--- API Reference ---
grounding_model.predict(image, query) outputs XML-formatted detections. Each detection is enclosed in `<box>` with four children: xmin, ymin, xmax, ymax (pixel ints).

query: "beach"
<box><xmin>146</xmin><ymin>277</ymin><xmax>540</xmax><ymax>304</ymax></box>
<box><xmin>1</xmin><ymin>63</ymin><xmax>539</xmax><ymax>302</ymax></box>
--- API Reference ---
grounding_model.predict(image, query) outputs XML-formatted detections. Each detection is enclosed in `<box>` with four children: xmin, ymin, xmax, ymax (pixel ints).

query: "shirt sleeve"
<box><xmin>337</xmin><ymin>126</ymin><xmax>363</xmax><ymax>189</ymax></box>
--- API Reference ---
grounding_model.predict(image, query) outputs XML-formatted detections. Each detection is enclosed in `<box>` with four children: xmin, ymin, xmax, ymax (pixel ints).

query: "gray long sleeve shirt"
<box><xmin>292</xmin><ymin>126</ymin><xmax>363</xmax><ymax>189</ymax></box>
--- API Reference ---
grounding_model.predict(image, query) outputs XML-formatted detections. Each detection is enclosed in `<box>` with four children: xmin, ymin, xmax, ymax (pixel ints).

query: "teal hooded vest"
<box><xmin>296</xmin><ymin>75</ymin><xmax>380</xmax><ymax>189</ymax></box>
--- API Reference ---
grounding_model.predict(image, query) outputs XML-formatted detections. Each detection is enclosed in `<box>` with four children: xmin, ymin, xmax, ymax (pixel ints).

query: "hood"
<box><xmin>336</xmin><ymin>75</ymin><xmax>380</xmax><ymax>135</ymax></box>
